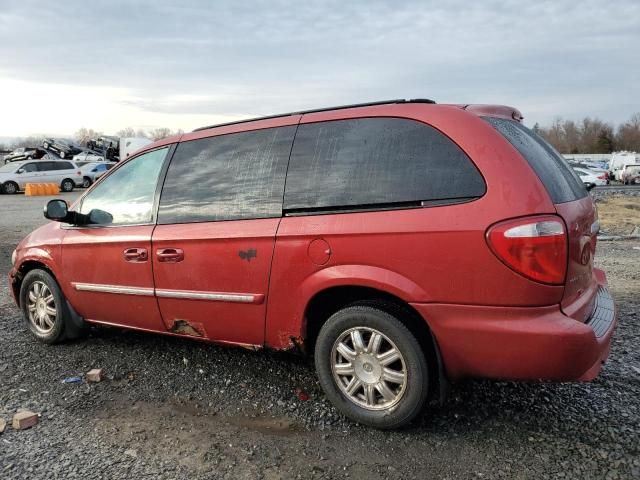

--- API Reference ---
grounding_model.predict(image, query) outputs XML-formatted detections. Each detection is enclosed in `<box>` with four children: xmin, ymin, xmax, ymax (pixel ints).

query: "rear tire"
<box><xmin>61</xmin><ymin>179</ymin><xmax>74</xmax><ymax>192</ymax></box>
<box><xmin>314</xmin><ymin>305</ymin><xmax>429</xmax><ymax>429</ymax></box>
<box><xmin>19</xmin><ymin>269</ymin><xmax>69</xmax><ymax>344</ymax></box>
<box><xmin>3</xmin><ymin>181</ymin><xmax>18</xmax><ymax>194</ymax></box>
<box><xmin>82</xmin><ymin>177</ymin><xmax>92</xmax><ymax>188</ymax></box>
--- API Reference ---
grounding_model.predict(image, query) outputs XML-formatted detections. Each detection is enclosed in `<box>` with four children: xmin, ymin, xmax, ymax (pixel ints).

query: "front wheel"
<box><xmin>61</xmin><ymin>178</ymin><xmax>74</xmax><ymax>192</ymax></box>
<box><xmin>314</xmin><ymin>305</ymin><xmax>429</xmax><ymax>429</ymax></box>
<box><xmin>3</xmin><ymin>181</ymin><xmax>19</xmax><ymax>194</ymax></box>
<box><xmin>19</xmin><ymin>269</ymin><xmax>69</xmax><ymax>343</ymax></box>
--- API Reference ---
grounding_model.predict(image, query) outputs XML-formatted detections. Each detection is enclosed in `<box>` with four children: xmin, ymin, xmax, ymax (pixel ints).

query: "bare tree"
<box><xmin>149</xmin><ymin>128</ymin><xmax>183</xmax><ymax>141</ymax></box>
<box><xmin>116</xmin><ymin>127</ymin><xmax>136</xmax><ymax>138</ymax></box>
<box><xmin>616</xmin><ymin>113</ymin><xmax>640</xmax><ymax>151</ymax></box>
<box><xmin>75</xmin><ymin>128</ymin><xmax>102</xmax><ymax>146</ymax></box>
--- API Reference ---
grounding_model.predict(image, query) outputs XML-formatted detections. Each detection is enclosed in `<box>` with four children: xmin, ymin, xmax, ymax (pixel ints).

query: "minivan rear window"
<box><xmin>483</xmin><ymin>117</ymin><xmax>587</xmax><ymax>203</ymax></box>
<box><xmin>284</xmin><ymin>117</ymin><xmax>485</xmax><ymax>212</ymax></box>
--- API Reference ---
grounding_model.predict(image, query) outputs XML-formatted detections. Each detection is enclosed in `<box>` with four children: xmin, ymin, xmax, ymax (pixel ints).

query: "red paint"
<box><xmin>8</xmin><ymin>101</ymin><xmax>616</xmax><ymax>385</ymax></box>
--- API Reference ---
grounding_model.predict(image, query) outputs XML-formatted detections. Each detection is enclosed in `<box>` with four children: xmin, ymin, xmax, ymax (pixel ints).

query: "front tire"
<box><xmin>19</xmin><ymin>269</ymin><xmax>69</xmax><ymax>343</ymax></box>
<box><xmin>3</xmin><ymin>181</ymin><xmax>18</xmax><ymax>194</ymax></box>
<box><xmin>61</xmin><ymin>178</ymin><xmax>74</xmax><ymax>192</ymax></box>
<box><xmin>314</xmin><ymin>305</ymin><xmax>429</xmax><ymax>429</ymax></box>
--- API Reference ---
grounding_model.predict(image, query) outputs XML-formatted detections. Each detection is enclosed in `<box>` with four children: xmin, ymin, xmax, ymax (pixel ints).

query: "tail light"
<box><xmin>486</xmin><ymin>216</ymin><xmax>567</xmax><ymax>285</ymax></box>
<box><xmin>597</xmin><ymin>173</ymin><xmax>607</xmax><ymax>180</ymax></box>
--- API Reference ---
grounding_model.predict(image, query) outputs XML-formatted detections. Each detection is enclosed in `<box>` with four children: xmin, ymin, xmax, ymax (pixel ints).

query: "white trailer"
<box><xmin>119</xmin><ymin>137</ymin><xmax>153</xmax><ymax>160</ymax></box>
<box><xmin>609</xmin><ymin>152</ymin><xmax>640</xmax><ymax>181</ymax></box>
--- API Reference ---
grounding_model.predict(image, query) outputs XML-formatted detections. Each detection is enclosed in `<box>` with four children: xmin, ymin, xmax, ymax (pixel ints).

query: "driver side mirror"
<box><xmin>44</xmin><ymin>199</ymin><xmax>71</xmax><ymax>222</ymax></box>
<box><xmin>16</xmin><ymin>168</ymin><xmax>24</xmax><ymax>174</ymax></box>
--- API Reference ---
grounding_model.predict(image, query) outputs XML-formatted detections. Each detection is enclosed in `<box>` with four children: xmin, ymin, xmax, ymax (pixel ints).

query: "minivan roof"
<box><xmin>135</xmin><ymin>99</ymin><xmax>524</xmax><ymax>157</ymax></box>
<box><xmin>192</xmin><ymin>99</ymin><xmax>437</xmax><ymax>132</ymax></box>
<box><xmin>192</xmin><ymin>99</ymin><xmax>524</xmax><ymax>133</ymax></box>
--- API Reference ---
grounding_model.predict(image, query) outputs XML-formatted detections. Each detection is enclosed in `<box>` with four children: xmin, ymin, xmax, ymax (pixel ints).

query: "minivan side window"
<box><xmin>157</xmin><ymin>125</ymin><xmax>296</xmax><ymax>224</ymax></box>
<box><xmin>79</xmin><ymin>147</ymin><xmax>168</xmax><ymax>226</ymax></box>
<box><xmin>283</xmin><ymin>118</ymin><xmax>486</xmax><ymax>212</ymax></box>
<box><xmin>22</xmin><ymin>163</ymin><xmax>38</xmax><ymax>173</ymax></box>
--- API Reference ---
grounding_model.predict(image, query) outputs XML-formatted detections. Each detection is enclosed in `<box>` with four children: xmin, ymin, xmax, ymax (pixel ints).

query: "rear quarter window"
<box><xmin>284</xmin><ymin>117</ymin><xmax>485</xmax><ymax>212</ymax></box>
<box><xmin>483</xmin><ymin>117</ymin><xmax>587</xmax><ymax>203</ymax></box>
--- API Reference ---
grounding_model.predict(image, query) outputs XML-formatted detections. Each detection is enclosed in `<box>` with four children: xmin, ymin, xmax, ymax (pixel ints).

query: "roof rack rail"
<box><xmin>192</xmin><ymin>98</ymin><xmax>436</xmax><ymax>132</ymax></box>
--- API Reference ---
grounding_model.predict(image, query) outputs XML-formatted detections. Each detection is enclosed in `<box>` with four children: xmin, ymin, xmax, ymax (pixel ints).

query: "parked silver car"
<box><xmin>0</xmin><ymin>160</ymin><xmax>83</xmax><ymax>194</ymax></box>
<box><xmin>79</xmin><ymin>161</ymin><xmax>116</xmax><ymax>188</ymax></box>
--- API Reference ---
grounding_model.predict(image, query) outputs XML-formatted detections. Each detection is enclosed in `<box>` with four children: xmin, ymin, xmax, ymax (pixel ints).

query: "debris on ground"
<box><xmin>295</xmin><ymin>387</ymin><xmax>310</xmax><ymax>401</ymax></box>
<box><xmin>86</xmin><ymin>368</ymin><xmax>104</xmax><ymax>383</ymax></box>
<box><xmin>62</xmin><ymin>376</ymin><xmax>82</xmax><ymax>384</ymax></box>
<box><xmin>12</xmin><ymin>411</ymin><xmax>38</xmax><ymax>430</ymax></box>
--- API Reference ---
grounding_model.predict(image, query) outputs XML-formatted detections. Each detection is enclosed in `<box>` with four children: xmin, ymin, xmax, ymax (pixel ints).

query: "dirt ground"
<box><xmin>595</xmin><ymin>195</ymin><xmax>640</xmax><ymax>235</ymax></box>
<box><xmin>0</xmin><ymin>192</ymin><xmax>639</xmax><ymax>479</ymax></box>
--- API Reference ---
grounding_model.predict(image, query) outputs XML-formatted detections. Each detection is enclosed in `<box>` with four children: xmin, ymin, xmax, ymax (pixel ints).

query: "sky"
<box><xmin>0</xmin><ymin>0</ymin><xmax>638</xmax><ymax>138</ymax></box>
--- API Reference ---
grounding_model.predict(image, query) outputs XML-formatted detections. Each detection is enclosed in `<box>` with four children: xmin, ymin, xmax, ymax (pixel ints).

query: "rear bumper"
<box><xmin>412</xmin><ymin>270</ymin><xmax>616</xmax><ymax>382</ymax></box>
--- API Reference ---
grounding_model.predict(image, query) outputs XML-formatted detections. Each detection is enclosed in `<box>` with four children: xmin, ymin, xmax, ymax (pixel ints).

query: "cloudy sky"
<box><xmin>0</xmin><ymin>0</ymin><xmax>638</xmax><ymax>137</ymax></box>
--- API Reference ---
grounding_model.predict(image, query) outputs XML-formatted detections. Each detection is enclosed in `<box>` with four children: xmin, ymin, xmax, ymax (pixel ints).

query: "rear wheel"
<box><xmin>61</xmin><ymin>178</ymin><xmax>74</xmax><ymax>192</ymax></box>
<box><xmin>82</xmin><ymin>177</ymin><xmax>92</xmax><ymax>188</ymax></box>
<box><xmin>59</xmin><ymin>151</ymin><xmax>65</xmax><ymax>159</ymax></box>
<box><xmin>3</xmin><ymin>181</ymin><xmax>18</xmax><ymax>194</ymax></box>
<box><xmin>43</xmin><ymin>141</ymin><xmax>49</xmax><ymax>149</ymax></box>
<box><xmin>314</xmin><ymin>305</ymin><xmax>429</xmax><ymax>429</ymax></box>
<box><xmin>19</xmin><ymin>269</ymin><xmax>68</xmax><ymax>343</ymax></box>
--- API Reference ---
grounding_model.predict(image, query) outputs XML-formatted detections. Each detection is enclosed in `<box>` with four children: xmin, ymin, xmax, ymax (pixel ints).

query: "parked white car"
<box><xmin>73</xmin><ymin>151</ymin><xmax>106</xmax><ymax>163</ymax></box>
<box><xmin>79</xmin><ymin>161</ymin><xmax>117</xmax><ymax>188</ymax></box>
<box><xmin>573</xmin><ymin>167</ymin><xmax>608</xmax><ymax>188</ymax></box>
<box><xmin>0</xmin><ymin>160</ymin><xmax>83</xmax><ymax>194</ymax></box>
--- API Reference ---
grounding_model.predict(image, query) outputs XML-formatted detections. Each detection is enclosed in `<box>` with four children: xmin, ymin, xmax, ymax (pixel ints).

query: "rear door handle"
<box><xmin>124</xmin><ymin>248</ymin><xmax>148</xmax><ymax>262</ymax></box>
<box><xmin>156</xmin><ymin>248</ymin><xmax>184</xmax><ymax>263</ymax></box>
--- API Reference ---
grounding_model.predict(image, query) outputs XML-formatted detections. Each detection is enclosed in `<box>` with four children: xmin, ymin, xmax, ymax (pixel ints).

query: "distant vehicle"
<box><xmin>119</xmin><ymin>137</ymin><xmax>153</xmax><ymax>160</ymax></box>
<box><xmin>620</xmin><ymin>164</ymin><xmax>640</xmax><ymax>185</ymax></box>
<box><xmin>575</xmin><ymin>160</ymin><xmax>609</xmax><ymax>171</ymax></box>
<box><xmin>609</xmin><ymin>152</ymin><xmax>639</xmax><ymax>181</ymax></box>
<box><xmin>79</xmin><ymin>162</ymin><xmax>116</xmax><ymax>188</ymax></box>
<box><xmin>87</xmin><ymin>136</ymin><xmax>120</xmax><ymax>161</ymax></box>
<box><xmin>573</xmin><ymin>167</ymin><xmax>608</xmax><ymax>188</ymax></box>
<box><xmin>42</xmin><ymin>139</ymin><xmax>83</xmax><ymax>159</ymax></box>
<box><xmin>3</xmin><ymin>147</ymin><xmax>48</xmax><ymax>164</ymax></box>
<box><xmin>0</xmin><ymin>160</ymin><xmax>83</xmax><ymax>194</ymax></box>
<box><xmin>72</xmin><ymin>151</ymin><xmax>105</xmax><ymax>163</ymax></box>
<box><xmin>570</xmin><ymin>162</ymin><xmax>608</xmax><ymax>174</ymax></box>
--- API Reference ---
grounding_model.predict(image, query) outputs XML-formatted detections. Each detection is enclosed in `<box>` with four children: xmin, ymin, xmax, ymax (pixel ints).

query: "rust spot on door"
<box><xmin>169</xmin><ymin>319</ymin><xmax>205</xmax><ymax>337</ymax></box>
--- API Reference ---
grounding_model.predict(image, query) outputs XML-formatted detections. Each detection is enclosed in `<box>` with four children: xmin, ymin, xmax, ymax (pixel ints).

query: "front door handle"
<box><xmin>124</xmin><ymin>248</ymin><xmax>148</xmax><ymax>262</ymax></box>
<box><xmin>156</xmin><ymin>248</ymin><xmax>184</xmax><ymax>263</ymax></box>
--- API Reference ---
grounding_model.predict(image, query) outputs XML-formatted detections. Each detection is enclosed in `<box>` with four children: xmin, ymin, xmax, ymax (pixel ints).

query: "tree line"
<box><xmin>534</xmin><ymin>113</ymin><xmax>640</xmax><ymax>154</ymax></box>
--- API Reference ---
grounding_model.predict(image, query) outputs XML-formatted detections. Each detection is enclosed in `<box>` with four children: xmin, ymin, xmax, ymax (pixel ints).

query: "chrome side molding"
<box><xmin>71</xmin><ymin>282</ymin><xmax>262</xmax><ymax>304</ymax></box>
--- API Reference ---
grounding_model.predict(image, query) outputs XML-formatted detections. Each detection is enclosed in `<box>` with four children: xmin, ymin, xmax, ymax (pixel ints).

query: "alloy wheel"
<box><xmin>26</xmin><ymin>281</ymin><xmax>57</xmax><ymax>334</ymax></box>
<box><xmin>331</xmin><ymin>326</ymin><xmax>407</xmax><ymax>410</ymax></box>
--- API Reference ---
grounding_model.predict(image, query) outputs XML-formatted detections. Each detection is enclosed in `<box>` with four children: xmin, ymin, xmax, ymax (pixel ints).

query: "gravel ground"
<box><xmin>0</xmin><ymin>192</ymin><xmax>639</xmax><ymax>479</ymax></box>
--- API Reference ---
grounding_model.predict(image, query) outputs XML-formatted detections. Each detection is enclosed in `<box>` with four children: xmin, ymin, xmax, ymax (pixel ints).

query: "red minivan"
<box><xmin>8</xmin><ymin>100</ymin><xmax>616</xmax><ymax>428</ymax></box>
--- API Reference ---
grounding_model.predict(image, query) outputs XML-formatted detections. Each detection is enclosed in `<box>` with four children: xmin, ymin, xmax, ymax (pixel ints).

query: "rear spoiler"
<box><xmin>461</xmin><ymin>104</ymin><xmax>524</xmax><ymax>122</ymax></box>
